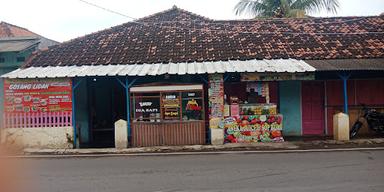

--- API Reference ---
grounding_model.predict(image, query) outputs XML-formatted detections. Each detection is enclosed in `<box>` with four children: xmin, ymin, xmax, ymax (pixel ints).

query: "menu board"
<box><xmin>3</xmin><ymin>78</ymin><xmax>72</xmax><ymax>113</ymax></box>
<box><xmin>208</xmin><ymin>74</ymin><xmax>224</xmax><ymax>128</ymax></box>
<box><xmin>162</xmin><ymin>93</ymin><xmax>180</xmax><ymax>120</ymax></box>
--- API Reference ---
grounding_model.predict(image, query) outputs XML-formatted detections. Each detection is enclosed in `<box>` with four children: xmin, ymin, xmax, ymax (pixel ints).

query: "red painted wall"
<box><xmin>326</xmin><ymin>79</ymin><xmax>384</xmax><ymax>134</ymax></box>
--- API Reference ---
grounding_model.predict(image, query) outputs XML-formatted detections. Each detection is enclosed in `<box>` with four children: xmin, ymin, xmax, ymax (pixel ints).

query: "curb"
<box><xmin>5</xmin><ymin>147</ymin><xmax>384</xmax><ymax>159</ymax></box>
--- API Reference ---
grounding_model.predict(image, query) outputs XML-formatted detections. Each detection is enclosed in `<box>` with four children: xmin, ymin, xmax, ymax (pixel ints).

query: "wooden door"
<box><xmin>302</xmin><ymin>81</ymin><xmax>325</xmax><ymax>135</ymax></box>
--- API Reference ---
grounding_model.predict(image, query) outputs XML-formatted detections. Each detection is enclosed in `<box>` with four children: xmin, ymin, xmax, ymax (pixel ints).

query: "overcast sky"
<box><xmin>1</xmin><ymin>0</ymin><xmax>383</xmax><ymax>42</ymax></box>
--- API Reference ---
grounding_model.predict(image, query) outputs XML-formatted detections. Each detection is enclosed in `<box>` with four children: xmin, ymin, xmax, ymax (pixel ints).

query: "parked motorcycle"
<box><xmin>350</xmin><ymin>105</ymin><xmax>384</xmax><ymax>138</ymax></box>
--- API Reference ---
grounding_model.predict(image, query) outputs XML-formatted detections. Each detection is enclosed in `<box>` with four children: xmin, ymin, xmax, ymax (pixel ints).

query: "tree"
<box><xmin>234</xmin><ymin>0</ymin><xmax>339</xmax><ymax>18</ymax></box>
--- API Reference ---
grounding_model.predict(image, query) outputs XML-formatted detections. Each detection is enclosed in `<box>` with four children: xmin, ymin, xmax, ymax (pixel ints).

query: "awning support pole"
<box><xmin>199</xmin><ymin>75</ymin><xmax>208</xmax><ymax>84</ymax></box>
<box><xmin>125</xmin><ymin>77</ymin><xmax>137</xmax><ymax>146</ymax></box>
<box><xmin>72</xmin><ymin>78</ymin><xmax>83</xmax><ymax>149</ymax></box>
<box><xmin>116</xmin><ymin>77</ymin><xmax>137</xmax><ymax>147</ymax></box>
<box><xmin>125</xmin><ymin>77</ymin><xmax>130</xmax><ymax>146</ymax></box>
<box><xmin>223</xmin><ymin>74</ymin><xmax>230</xmax><ymax>82</ymax></box>
<box><xmin>338</xmin><ymin>72</ymin><xmax>351</xmax><ymax>114</ymax></box>
<box><xmin>116</xmin><ymin>77</ymin><xmax>125</xmax><ymax>88</ymax></box>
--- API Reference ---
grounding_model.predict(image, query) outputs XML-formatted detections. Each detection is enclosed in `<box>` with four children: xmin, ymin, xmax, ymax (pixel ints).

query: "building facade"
<box><xmin>1</xmin><ymin>7</ymin><xmax>383</xmax><ymax>148</ymax></box>
<box><xmin>0</xmin><ymin>22</ymin><xmax>59</xmax><ymax>133</ymax></box>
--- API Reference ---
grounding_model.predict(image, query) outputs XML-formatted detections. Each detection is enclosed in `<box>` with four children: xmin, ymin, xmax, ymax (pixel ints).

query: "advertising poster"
<box><xmin>208</xmin><ymin>74</ymin><xmax>224</xmax><ymax>128</ymax></box>
<box><xmin>162</xmin><ymin>93</ymin><xmax>180</xmax><ymax>120</ymax></box>
<box><xmin>134</xmin><ymin>97</ymin><xmax>160</xmax><ymax>121</ymax></box>
<box><xmin>222</xmin><ymin>115</ymin><xmax>284</xmax><ymax>143</ymax></box>
<box><xmin>3</xmin><ymin>78</ymin><xmax>72</xmax><ymax>114</ymax></box>
<box><xmin>230</xmin><ymin>105</ymin><xmax>239</xmax><ymax>117</ymax></box>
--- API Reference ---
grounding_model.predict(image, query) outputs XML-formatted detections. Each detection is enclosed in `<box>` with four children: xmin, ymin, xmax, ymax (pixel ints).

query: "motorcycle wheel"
<box><xmin>350</xmin><ymin>121</ymin><xmax>363</xmax><ymax>138</ymax></box>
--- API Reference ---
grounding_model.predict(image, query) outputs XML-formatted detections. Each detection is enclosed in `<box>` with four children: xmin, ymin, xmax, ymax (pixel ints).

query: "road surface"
<box><xmin>17</xmin><ymin>150</ymin><xmax>384</xmax><ymax>192</ymax></box>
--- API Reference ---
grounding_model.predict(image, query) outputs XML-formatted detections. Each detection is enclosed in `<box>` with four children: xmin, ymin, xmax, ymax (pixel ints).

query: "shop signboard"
<box><xmin>3</xmin><ymin>78</ymin><xmax>72</xmax><ymax>113</ymax></box>
<box><xmin>222</xmin><ymin>115</ymin><xmax>284</xmax><ymax>143</ymax></box>
<box><xmin>241</xmin><ymin>73</ymin><xmax>315</xmax><ymax>81</ymax></box>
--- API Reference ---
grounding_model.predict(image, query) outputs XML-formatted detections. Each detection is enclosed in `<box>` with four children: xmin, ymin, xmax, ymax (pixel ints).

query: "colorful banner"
<box><xmin>222</xmin><ymin>115</ymin><xmax>284</xmax><ymax>143</ymax></box>
<box><xmin>4</xmin><ymin>79</ymin><xmax>72</xmax><ymax>113</ymax></box>
<box><xmin>208</xmin><ymin>74</ymin><xmax>224</xmax><ymax>128</ymax></box>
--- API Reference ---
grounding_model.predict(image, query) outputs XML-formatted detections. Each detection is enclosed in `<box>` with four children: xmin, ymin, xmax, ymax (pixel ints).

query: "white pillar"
<box><xmin>211</xmin><ymin>128</ymin><xmax>224</xmax><ymax>145</ymax></box>
<box><xmin>115</xmin><ymin>119</ymin><xmax>128</xmax><ymax>149</ymax></box>
<box><xmin>333</xmin><ymin>113</ymin><xmax>350</xmax><ymax>141</ymax></box>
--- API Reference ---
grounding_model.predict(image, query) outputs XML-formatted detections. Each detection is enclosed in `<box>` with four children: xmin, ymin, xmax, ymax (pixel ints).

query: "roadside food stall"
<box><xmin>129</xmin><ymin>84</ymin><xmax>206</xmax><ymax>147</ymax></box>
<box><xmin>219</xmin><ymin>72</ymin><xmax>315</xmax><ymax>143</ymax></box>
<box><xmin>220</xmin><ymin>73</ymin><xmax>286</xmax><ymax>143</ymax></box>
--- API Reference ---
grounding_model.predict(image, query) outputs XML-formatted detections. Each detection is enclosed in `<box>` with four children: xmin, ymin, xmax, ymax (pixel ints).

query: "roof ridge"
<box><xmin>56</xmin><ymin>6</ymin><xmax>211</xmax><ymax>46</ymax></box>
<box><xmin>135</xmin><ymin>6</ymin><xmax>212</xmax><ymax>22</ymax></box>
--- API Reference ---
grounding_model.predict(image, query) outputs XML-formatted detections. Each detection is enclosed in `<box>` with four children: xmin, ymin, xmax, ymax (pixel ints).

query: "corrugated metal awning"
<box><xmin>0</xmin><ymin>37</ymin><xmax>40</xmax><ymax>52</ymax></box>
<box><xmin>1</xmin><ymin>59</ymin><xmax>315</xmax><ymax>79</ymax></box>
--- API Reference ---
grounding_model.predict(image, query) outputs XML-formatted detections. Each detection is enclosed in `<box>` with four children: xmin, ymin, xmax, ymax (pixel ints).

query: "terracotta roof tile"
<box><xmin>24</xmin><ymin>7</ymin><xmax>384</xmax><ymax>67</ymax></box>
<box><xmin>0</xmin><ymin>22</ymin><xmax>36</xmax><ymax>37</ymax></box>
<box><xmin>0</xmin><ymin>21</ymin><xmax>59</xmax><ymax>49</ymax></box>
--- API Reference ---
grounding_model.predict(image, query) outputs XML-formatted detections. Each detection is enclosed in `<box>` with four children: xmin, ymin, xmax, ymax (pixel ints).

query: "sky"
<box><xmin>1</xmin><ymin>0</ymin><xmax>383</xmax><ymax>42</ymax></box>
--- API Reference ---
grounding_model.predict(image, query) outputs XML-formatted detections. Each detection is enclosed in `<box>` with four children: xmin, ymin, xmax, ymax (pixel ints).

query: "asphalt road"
<box><xmin>17</xmin><ymin>150</ymin><xmax>384</xmax><ymax>192</ymax></box>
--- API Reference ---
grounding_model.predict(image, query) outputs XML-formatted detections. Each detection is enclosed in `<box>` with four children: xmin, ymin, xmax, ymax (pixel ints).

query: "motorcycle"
<box><xmin>350</xmin><ymin>105</ymin><xmax>384</xmax><ymax>138</ymax></box>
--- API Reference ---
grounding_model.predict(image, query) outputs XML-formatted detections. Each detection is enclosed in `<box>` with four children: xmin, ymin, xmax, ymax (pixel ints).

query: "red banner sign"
<box><xmin>3</xmin><ymin>79</ymin><xmax>72</xmax><ymax>113</ymax></box>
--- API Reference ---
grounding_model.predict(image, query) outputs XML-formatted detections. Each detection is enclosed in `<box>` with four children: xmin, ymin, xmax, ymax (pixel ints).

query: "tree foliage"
<box><xmin>234</xmin><ymin>0</ymin><xmax>339</xmax><ymax>18</ymax></box>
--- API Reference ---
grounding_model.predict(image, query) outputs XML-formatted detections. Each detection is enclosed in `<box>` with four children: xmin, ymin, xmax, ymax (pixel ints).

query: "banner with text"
<box><xmin>4</xmin><ymin>78</ymin><xmax>72</xmax><ymax>113</ymax></box>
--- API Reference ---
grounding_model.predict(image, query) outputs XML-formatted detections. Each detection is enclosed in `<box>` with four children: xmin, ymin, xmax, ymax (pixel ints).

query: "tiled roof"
<box><xmin>0</xmin><ymin>21</ymin><xmax>59</xmax><ymax>50</ymax></box>
<box><xmin>24</xmin><ymin>7</ymin><xmax>384</xmax><ymax>68</ymax></box>
<box><xmin>0</xmin><ymin>22</ymin><xmax>36</xmax><ymax>37</ymax></box>
<box><xmin>306</xmin><ymin>58</ymin><xmax>384</xmax><ymax>71</ymax></box>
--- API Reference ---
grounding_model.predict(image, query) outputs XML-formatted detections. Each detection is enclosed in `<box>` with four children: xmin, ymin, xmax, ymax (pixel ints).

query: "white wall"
<box><xmin>1</xmin><ymin>126</ymin><xmax>73</xmax><ymax>149</ymax></box>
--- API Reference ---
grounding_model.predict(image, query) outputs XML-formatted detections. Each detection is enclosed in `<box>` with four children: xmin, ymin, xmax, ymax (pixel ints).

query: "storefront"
<box><xmin>222</xmin><ymin>79</ymin><xmax>283</xmax><ymax>143</ymax></box>
<box><xmin>130</xmin><ymin>84</ymin><xmax>206</xmax><ymax>147</ymax></box>
<box><xmin>1</xmin><ymin>59</ymin><xmax>318</xmax><ymax>148</ymax></box>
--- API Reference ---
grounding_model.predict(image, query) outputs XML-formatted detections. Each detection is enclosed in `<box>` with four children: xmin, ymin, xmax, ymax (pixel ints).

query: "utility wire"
<box><xmin>77</xmin><ymin>0</ymin><xmax>384</xmax><ymax>35</ymax></box>
<box><xmin>78</xmin><ymin>0</ymin><xmax>138</xmax><ymax>21</ymax></box>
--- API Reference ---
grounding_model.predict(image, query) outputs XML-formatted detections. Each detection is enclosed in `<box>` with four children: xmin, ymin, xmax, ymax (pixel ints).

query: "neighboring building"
<box><xmin>0</xmin><ymin>22</ymin><xmax>59</xmax><ymax>133</ymax></box>
<box><xmin>1</xmin><ymin>7</ymin><xmax>383</xmax><ymax>149</ymax></box>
